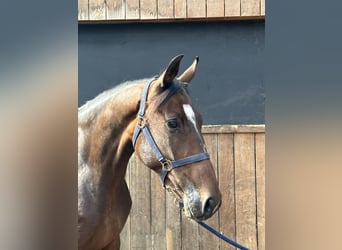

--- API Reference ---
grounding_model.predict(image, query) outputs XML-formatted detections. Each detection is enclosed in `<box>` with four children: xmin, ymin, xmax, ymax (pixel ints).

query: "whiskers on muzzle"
<box><xmin>182</xmin><ymin>188</ymin><xmax>221</xmax><ymax>221</ymax></box>
<box><xmin>164</xmin><ymin>176</ymin><xmax>221</xmax><ymax>221</ymax></box>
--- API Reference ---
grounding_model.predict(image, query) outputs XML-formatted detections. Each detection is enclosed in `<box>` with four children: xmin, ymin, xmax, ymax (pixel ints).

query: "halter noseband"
<box><xmin>132</xmin><ymin>77</ymin><xmax>210</xmax><ymax>186</ymax></box>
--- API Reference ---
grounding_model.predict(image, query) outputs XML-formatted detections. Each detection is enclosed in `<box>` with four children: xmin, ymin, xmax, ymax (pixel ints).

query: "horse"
<box><xmin>78</xmin><ymin>55</ymin><xmax>222</xmax><ymax>250</ymax></box>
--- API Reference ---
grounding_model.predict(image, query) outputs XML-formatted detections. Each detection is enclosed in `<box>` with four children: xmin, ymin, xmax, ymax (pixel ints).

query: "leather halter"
<box><xmin>132</xmin><ymin>77</ymin><xmax>210</xmax><ymax>186</ymax></box>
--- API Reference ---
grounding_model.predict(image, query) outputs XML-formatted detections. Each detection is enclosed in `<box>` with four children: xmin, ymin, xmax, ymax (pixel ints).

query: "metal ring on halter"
<box><xmin>137</xmin><ymin>117</ymin><xmax>146</xmax><ymax>128</ymax></box>
<box><xmin>160</xmin><ymin>159</ymin><xmax>172</xmax><ymax>172</ymax></box>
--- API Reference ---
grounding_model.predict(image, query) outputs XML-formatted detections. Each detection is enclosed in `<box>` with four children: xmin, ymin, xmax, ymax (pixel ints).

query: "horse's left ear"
<box><xmin>161</xmin><ymin>54</ymin><xmax>184</xmax><ymax>88</ymax></box>
<box><xmin>177</xmin><ymin>56</ymin><xmax>199</xmax><ymax>83</ymax></box>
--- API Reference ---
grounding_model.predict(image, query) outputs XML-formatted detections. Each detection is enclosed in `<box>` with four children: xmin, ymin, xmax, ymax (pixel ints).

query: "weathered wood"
<box><xmin>200</xmin><ymin>134</ymin><xmax>220</xmax><ymax>249</ymax></box>
<box><xmin>79</xmin><ymin>0</ymin><xmax>265</xmax><ymax>21</ymax></box>
<box><xmin>187</xmin><ymin>0</ymin><xmax>206</xmax><ymax>18</ymax></box>
<box><xmin>121</xmin><ymin>158</ymin><xmax>131</xmax><ymax>249</ymax></box>
<box><xmin>256</xmin><ymin>133</ymin><xmax>265</xmax><ymax>250</ymax></box>
<box><xmin>218</xmin><ymin>133</ymin><xmax>236</xmax><ymax>249</ymax></box>
<box><xmin>158</xmin><ymin>0</ymin><xmax>174</xmax><ymax>19</ymax></box>
<box><xmin>225</xmin><ymin>0</ymin><xmax>241</xmax><ymax>17</ymax></box>
<box><xmin>234</xmin><ymin>133</ymin><xmax>257</xmax><ymax>249</ymax></box>
<box><xmin>106</xmin><ymin>0</ymin><xmax>125</xmax><ymax>20</ymax></box>
<box><xmin>207</xmin><ymin>0</ymin><xmax>225</xmax><ymax>18</ymax></box>
<box><xmin>241</xmin><ymin>0</ymin><xmax>260</xmax><ymax>16</ymax></box>
<box><xmin>174</xmin><ymin>0</ymin><xmax>186</xmax><ymax>18</ymax></box>
<box><xmin>166</xmin><ymin>194</ymin><xmax>182</xmax><ymax>250</ymax></box>
<box><xmin>89</xmin><ymin>0</ymin><xmax>106</xmax><ymax>20</ymax></box>
<box><xmin>78</xmin><ymin>0</ymin><xmax>89</xmax><ymax>20</ymax></box>
<box><xmin>151</xmin><ymin>169</ymin><xmax>166</xmax><ymax>249</ymax></box>
<box><xmin>181</xmin><ymin>217</ymin><xmax>199</xmax><ymax>250</ymax></box>
<box><xmin>129</xmin><ymin>155</ymin><xmax>152</xmax><ymax>249</ymax></box>
<box><xmin>140</xmin><ymin>0</ymin><xmax>157</xmax><ymax>20</ymax></box>
<box><xmin>126</xmin><ymin>0</ymin><xmax>140</xmax><ymax>19</ymax></box>
<box><xmin>203</xmin><ymin>124</ymin><xmax>265</xmax><ymax>134</ymax></box>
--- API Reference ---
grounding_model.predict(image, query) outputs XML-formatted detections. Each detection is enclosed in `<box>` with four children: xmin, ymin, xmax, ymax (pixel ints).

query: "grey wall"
<box><xmin>79</xmin><ymin>21</ymin><xmax>264</xmax><ymax>124</ymax></box>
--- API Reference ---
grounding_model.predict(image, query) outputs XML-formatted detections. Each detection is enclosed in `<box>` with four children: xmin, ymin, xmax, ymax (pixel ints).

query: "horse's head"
<box><xmin>133</xmin><ymin>55</ymin><xmax>221</xmax><ymax>221</ymax></box>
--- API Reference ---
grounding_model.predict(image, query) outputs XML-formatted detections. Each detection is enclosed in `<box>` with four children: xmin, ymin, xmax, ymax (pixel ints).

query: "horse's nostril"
<box><xmin>204</xmin><ymin>197</ymin><xmax>215</xmax><ymax>215</ymax></box>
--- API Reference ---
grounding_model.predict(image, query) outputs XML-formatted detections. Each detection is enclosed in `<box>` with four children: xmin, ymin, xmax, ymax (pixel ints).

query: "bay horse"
<box><xmin>78</xmin><ymin>55</ymin><xmax>222</xmax><ymax>250</ymax></box>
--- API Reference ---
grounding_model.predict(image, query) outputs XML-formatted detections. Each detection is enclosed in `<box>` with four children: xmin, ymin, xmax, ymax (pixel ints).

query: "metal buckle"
<box><xmin>161</xmin><ymin>159</ymin><xmax>172</xmax><ymax>171</ymax></box>
<box><xmin>137</xmin><ymin>117</ymin><xmax>146</xmax><ymax>128</ymax></box>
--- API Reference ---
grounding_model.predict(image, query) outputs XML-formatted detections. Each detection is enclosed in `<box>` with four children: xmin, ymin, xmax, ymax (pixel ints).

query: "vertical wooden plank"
<box><xmin>126</xmin><ymin>0</ymin><xmax>140</xmax><ymax>19</ymax></box>
<box><xmin>218</xmin><ymin>133</ymin><xmax>236</xmax><ymax>250</ymax></box>
<box><xmin>187</xmin><ymin>0</ymin><xmax>206</xmax><ymax>18</ymax></box>
<box><xmin>261</xmin><ymin>0</ymin><xmax>265</xmax><ymax>16</ymax></box>
<box><xmin>151</xmin><ymin>170</ymin><xmax>166</xmax><ymax>250</ymax></box>
<box><xmin>158</xmin><ymin>0</ymin><xmax>174</xmax><ymax>19</ymax></box>
<box><xmin>106</xmin><ymin>0</ymin><xmax>125</xmax><ymax>20</ymax></box>
<box><xmin>120</xmin><ymin>155</ymin><xmax>132</xmax><ymax>249</ymax></box>
<box><xmin>120</xmin><ymin>209</ymin><xmax>130</xmax><ymax>249</ymax></box>
<box><xmin>166</xmin><ymin>194</ymin><xmax>182</xmax><ymax>250</ymax></box>
<box><xmin>241</xmin><ymin>0</ymin><xmax>260</xmax><ymax>16</ymax></box>
<box><xmin>174</xmin><ymin>0</ymin><xmax>186</xmax><ymax>18</ymax></box>
<box><xmin>234</xmin><ymin>133</ymin><xmax>257</xmax><ymax>250</ymax></box>
<box><xmin>140</xmin><ymin>0</ymin><xmax>158</xmax><ymax>19</ymax></box>
<box><xmin>89</xmin><ymin>0</ymin><xmax>106</xmax><ymax>20</ymax></box>
<box><xmin>199</xmin><ymin>134</ymin><xmax>220</xmax><ymax>249</ymax></box>
<box><xmin>130</xmin><ymin>155</ymin><xmax>152</xmax><ymax>249</ymax></box>
<box><xmin>256</xmin><ymin>133</ymin><xmax>265</xmax><ymax>250</ymax></box>
<box><xmin>225</xmin><ymin>0</ymin><xmax>241</xmax><ymax>17</ymax></box>
<box><xmin>181</xmin><ymin>217</ymin><xmax>199</xmax><ymax>250</ymax></box>
<box><xmin>207</xmin><ymin>0</ymin><xmax>224</xmax><ymax>18</ymax></box>
<box><xmin>78</xmin><ymin>0</ymin><xmax>89</xmax><ymax>20</ymax></box>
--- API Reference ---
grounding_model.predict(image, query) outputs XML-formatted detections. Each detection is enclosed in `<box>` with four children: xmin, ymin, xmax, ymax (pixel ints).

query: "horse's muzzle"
<box><xmin>185</xmin><ymin>194</ymin><xmax>221</xmax><ymax>221</ymax></box>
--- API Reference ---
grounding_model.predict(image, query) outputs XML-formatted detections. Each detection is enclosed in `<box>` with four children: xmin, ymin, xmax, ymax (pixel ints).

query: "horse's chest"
<box><xmin>78</xmin><ymin>170</ymin><xmax>131</xmax><ymax>248</ymax></box>
<box><xmin>78</xmin><ymin>181</ymin><xmax>115</xmax><ymax>248</ymax></box>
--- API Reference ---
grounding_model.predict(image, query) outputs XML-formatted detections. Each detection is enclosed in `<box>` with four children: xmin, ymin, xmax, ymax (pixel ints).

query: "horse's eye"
<box><xmin>167</xmin><ymin>119</ymin><xmax>178</xmax><ymax>129</ymax></box>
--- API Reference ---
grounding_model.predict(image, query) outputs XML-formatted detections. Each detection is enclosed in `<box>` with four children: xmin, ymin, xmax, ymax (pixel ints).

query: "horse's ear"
<box><xmin>161</xmin><ymin>54</ymin><xmax>184</xmax><ymax>88</ymax></box>
<box><xmin>177</xmin><ymin>56</ymin><xmax>199</xmax><ymax>83</ymax></box>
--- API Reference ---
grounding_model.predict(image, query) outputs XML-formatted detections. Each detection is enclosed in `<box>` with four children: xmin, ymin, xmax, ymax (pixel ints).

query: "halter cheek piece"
<box><xmin>132</xmin><ymin>77</ymin><xmax>210</xmax><ymax>186</ymax></box>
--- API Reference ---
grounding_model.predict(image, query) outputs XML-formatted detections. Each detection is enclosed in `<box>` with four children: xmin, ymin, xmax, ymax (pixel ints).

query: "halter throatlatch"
<box><xmin>132</xmin><ymin>77</ymin><xmax>210</xmax><ymax>186</ymax></box>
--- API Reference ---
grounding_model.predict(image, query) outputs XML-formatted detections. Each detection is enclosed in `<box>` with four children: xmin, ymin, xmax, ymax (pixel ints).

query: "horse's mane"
<box><xmin>78</xmin><ymin>78</ymin><xmax>189</xmax><ymax>123</ymax></box>
<box><xmin>78</xmin><ymin>79</ymin><xmax>147</xmax><ymax>122</ymax></box>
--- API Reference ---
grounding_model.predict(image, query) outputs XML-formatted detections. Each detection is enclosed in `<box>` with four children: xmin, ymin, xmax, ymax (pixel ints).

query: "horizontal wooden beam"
<box><xmin>202</xmin><ymin>124</ymin><xmax>265</xmax><ymax>134</ymax></box>
<box><xmin>79</xmin><ymin>17</ymin><xmax>266</xmax><ymax>25</ymax></box>
<box><xmin>78</xmin><ymin>15</ymin><xmax>265</xmax><ymax>24</ymax></box>
<box><xmin>79</xmin><ymin>0</ymin><xmax>265</xmax><ymax>22</ymax></box>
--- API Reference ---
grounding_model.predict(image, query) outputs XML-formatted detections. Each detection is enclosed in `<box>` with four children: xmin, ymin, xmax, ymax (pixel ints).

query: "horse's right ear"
<box><xmin>160</xmin><ymin>54</ymin><xmax>184</xmax><ymax>89</ymax></box>
<box><xmin>177</xmin><ymin>56</ymin><xmax>199</xmax><ymax>83</ymax></box>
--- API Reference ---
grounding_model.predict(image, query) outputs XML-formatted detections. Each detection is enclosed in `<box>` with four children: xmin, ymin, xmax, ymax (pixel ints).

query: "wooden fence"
<box><xmin>121</xmin><ymin>124</ymin><xmax>265</xmax><ymax>250</ymax></box>
<box><xmin>78</xmin><ymin>0</ymin><xmax>265</xmax><ymax>22</ymax></box>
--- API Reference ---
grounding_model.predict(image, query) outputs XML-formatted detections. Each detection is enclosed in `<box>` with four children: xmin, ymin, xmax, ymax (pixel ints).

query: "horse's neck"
<box><xmin>79</xmin><ymin>82</ymin><xmax>143</xmax><ymax>190</ymax></box>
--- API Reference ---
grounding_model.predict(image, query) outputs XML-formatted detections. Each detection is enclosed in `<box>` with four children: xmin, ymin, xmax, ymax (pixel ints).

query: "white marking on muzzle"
<box><xmin>183</xmin><ymin>182</ymin><xmax>201</xmax><ymax>219</ymax></box>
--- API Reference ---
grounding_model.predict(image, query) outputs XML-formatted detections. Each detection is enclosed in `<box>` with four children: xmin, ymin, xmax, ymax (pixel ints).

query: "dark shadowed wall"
<box><xmin>78</xmin><ymin>21</ymin><xmax>264</xmax><ymax>124</ymax></box>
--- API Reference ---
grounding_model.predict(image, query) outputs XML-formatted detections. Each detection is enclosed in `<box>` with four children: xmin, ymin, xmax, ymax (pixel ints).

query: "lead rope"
<box><xmin>178</xmin><ymin>203</ymin><xmax>249</xmax><ymax>250</ymax></box>
<box><xmin>197</xmin><ymin>221</ymin><xmax>250</xmax><ymax>250</ymax></box>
